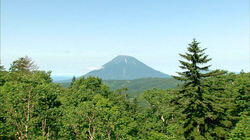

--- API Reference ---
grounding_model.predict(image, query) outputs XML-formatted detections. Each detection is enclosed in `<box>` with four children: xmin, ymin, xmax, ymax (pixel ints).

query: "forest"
<box><xmin>0</xmin><ymin>40</ymin><xmax>249</xmax><ymax>140</ymax></box>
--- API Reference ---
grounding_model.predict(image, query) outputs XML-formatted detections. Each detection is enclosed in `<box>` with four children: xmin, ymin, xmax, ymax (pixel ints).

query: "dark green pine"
<box><xmin>174</xmin><ymin>39</ymin><xmax>227</xmax><ymax>139</ymax></box>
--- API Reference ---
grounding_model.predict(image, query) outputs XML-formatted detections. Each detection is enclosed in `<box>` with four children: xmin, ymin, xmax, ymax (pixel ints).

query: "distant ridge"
<box><xmin>84</xmin><ymin>55</ymin><xmax>171</xmax><ymax>80</ymax></box>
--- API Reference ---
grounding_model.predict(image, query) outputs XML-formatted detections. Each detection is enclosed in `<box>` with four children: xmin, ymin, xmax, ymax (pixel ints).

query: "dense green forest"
<box><xmin>60</xmin><ymin>77</ymin><xmax>181</xmax><ymax>99</ymax></box>
<box><xmin>1</xmin><ymin>40</ymin><xmax>249</xmax><ymax>139</ymax></box>
<box><xmin>104</xmin><ymin>78</ymin><xmax>181</xmax><ymax>98</ymax></box>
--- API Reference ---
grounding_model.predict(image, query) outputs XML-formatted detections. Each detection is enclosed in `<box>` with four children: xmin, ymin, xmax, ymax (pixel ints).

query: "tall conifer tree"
<box><xmin>174</xmin><ymin>39</ymin><xmax>227</xmax><ymax>139</ymax></box>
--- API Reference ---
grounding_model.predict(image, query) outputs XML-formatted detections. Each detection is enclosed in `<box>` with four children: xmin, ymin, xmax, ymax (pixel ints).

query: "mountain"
<box><xmin>84</xmin><ymin>55</ymin><xmax>171</xmax><ymax>80</ymax></box>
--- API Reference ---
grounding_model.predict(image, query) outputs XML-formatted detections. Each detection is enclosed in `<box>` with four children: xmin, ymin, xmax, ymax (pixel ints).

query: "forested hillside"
<box><xmin>104</xmin><ymin>78</ymin><xmax>182</xmax><ymax>99</ymax></box>
<box><xmin>59</xmin><ymin>77</ymin><xmax>182</xmax><ymax>99</ymax></box>
<box><xmin>1</xmin><ymin>40</ymin><xmax>249</xmax><ymax>139</ymax></box>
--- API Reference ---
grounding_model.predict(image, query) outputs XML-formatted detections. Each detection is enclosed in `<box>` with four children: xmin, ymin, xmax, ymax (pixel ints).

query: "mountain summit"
<box><xmin>84</xmin><ymin>55</ymin><xmax>170</xmax><ymax>80</ymax></box>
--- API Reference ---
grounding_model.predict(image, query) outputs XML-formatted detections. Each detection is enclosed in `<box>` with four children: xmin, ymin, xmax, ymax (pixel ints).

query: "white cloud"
<box><xmin>87</xmin><ymin>66</ymin><xmax>102</xmax><ymax>71</ymax></box>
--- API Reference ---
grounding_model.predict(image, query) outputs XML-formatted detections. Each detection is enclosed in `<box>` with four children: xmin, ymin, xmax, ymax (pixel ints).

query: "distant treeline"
<box><xmin>60</xmin><ymin>77</ymin><xmax>182</xmax><ymax>99</ymax></box>
<box><xmin>0</xmin><ymin>39</ymin><xmax>249</xmax><ymax>139</ymax></box>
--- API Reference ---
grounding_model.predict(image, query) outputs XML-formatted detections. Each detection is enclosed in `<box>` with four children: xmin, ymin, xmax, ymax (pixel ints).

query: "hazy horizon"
<box><xmin>2</xmin><ymin>0</ymin><xmax>249</xmax><ymax>76</ymax></box>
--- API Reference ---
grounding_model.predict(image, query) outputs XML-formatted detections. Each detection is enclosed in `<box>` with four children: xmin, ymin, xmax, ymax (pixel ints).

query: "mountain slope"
<box><xmin>84</xmin><ymin>55</ymin><xmax>170</xmax><ymax>80</ymax></box>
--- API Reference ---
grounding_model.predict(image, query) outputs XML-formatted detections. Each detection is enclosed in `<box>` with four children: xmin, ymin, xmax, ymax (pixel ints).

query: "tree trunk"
<box><xmin>42</xmin><ymin>119</ymin><xmax>46</xmax><ymax>137</ymax></box>
<box><xmin>107</xmin><ymin>130</ymin><xmax>111</xmax><ymax>140</ymax></box>
<box><xmin>16</xmin><ymin>123</ymin><xmax>23</xmax><ymax>140</ymax></box>
<box><xmin>46</xmin><ymin>127</ymin><xmax>50</xmax><ymax>140</ymax></box>
<box><xmin>25</xmin><ymin>91</ymin><xmax>31</xmax><ymax>138</ymax></box>
<box><xmin>87</xmin><ymin>114</ymin><xmax>95</xmax><ymax>140</ymax></box>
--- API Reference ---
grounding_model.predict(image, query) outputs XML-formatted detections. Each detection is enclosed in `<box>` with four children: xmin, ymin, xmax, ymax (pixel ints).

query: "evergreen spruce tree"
<box><xmin>174</xmin><ymin>39</ymin><xmax>227</xmax><ymax>139</ymax></box>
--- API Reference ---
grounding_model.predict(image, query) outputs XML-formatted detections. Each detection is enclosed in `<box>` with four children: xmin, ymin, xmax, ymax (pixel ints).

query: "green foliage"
<box><xmin>9</xmin><ymin>56</ymin><xmax>38</xmax><ymax>73</ymax></box>
<box><xmin>58</xmin><ymin>77</ymin><xmax>182</xmax><ymax>106</ymax></box>
<box><xmin>0</xmin><ymin>57</ymin><xmax>62</xmax><ymax>139</ymax></box>
<box><xmin>229</xmin><ymin>72</ymin><xmax>250</xmax><ymax>116</ymax></box>
<box><xmin>60</xmin><ymin>76</ymin><xmax>139</xmax><ymax>139</ymax></box>
<box><xmin>59</xmin><ymin>77</ymin><xmax>181</xmax><ymax>94</ymax></box>
<box><xmin>70</xmin><ymin>76</ymin><xmax>76</xmax><ymax>87</ymax></box>
<box><xmin>139</xmin><ymin>88</ymin><xmax>184</xmax><ymax>139</ymax></box>
<box><xmin>1</xmin><ymin>47</ymin><xmax>249</xmax><ymax>140</ymax></box>
<box><xmin>173</xmin><ymin>39</ymin><xmax>232</xmax><ymax>139</ymax></box>
<box><xmin>230</xmin><ymin>111</ymin><xmax>250</xmax><ymax>139</ymax></box>
<box><xmin>105</xmin><ymin>78</ymin><xmax>181</xmax><ymax>98</ymax></box>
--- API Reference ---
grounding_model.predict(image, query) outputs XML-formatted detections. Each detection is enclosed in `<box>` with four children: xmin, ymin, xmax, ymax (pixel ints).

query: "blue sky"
<box><xmin>1</xmin><ymin>0</ymin><xmax>249</xmax><ymax>76</ymax></box>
